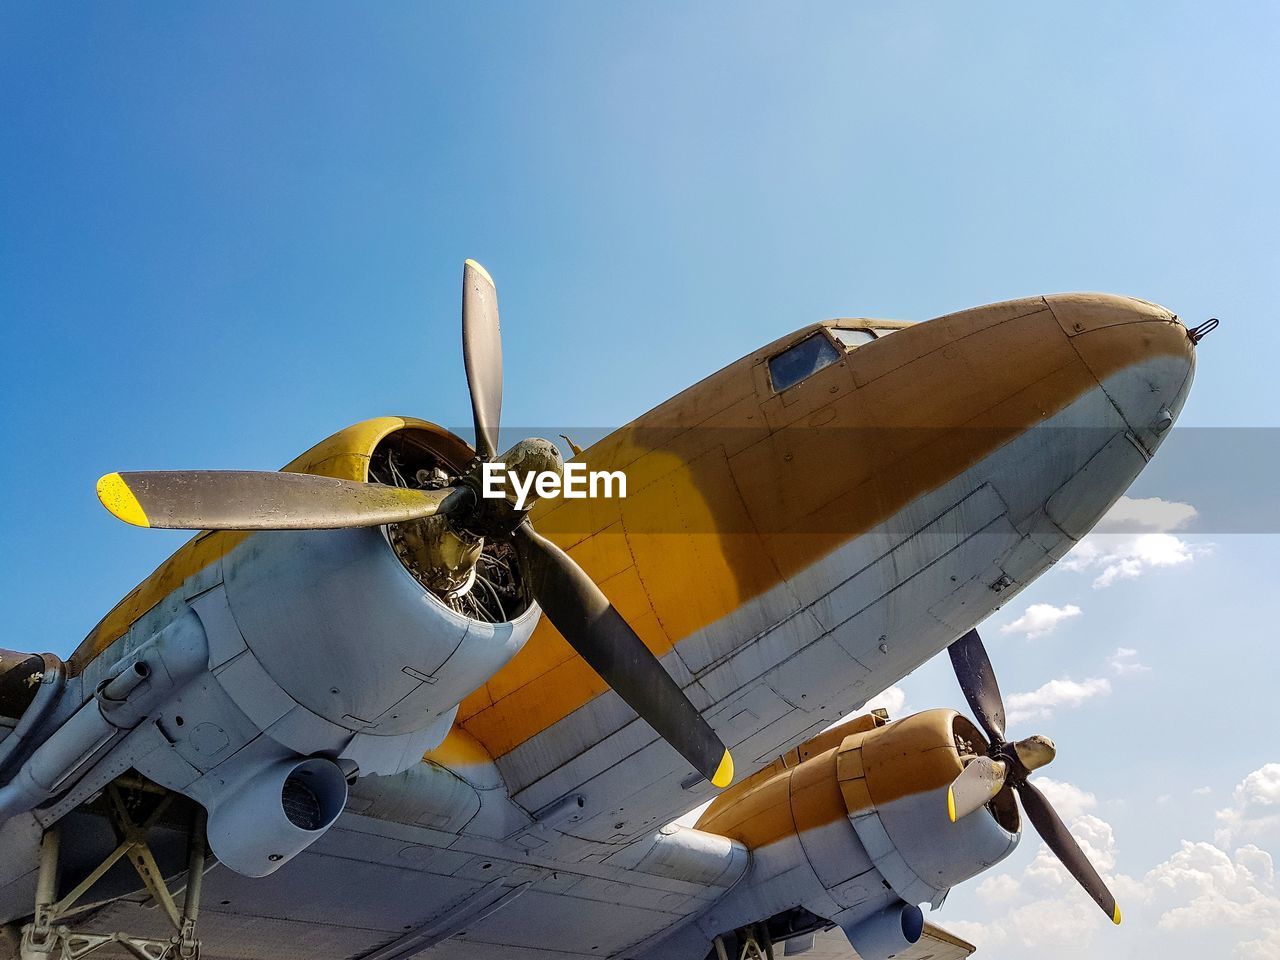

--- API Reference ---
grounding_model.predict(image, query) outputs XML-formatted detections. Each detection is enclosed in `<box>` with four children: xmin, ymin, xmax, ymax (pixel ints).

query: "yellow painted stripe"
<box><xmin>69</xmin><ymin>416</ymin><xmax>424</xmax><ymax>674</ymax></box>
<box><xmin>711</xmin><ymin>749</ymin><xmax>735</xmax><ymax>789</ymax></box>
<box><xmin>97</xmin><ymin>473</ymin><xmax>149</xmax><ymax>528</ymax></box>
<box><xmin>1112</xmin><ymin>904</ymin><xmax>1122</xmax><ymax>926</ymax></box>
<box><xmin>947</xmin><ymin>785</ymin><xmax>957</xmax><ymax>823</ymax></box>
<box><xmin>464</xmin><ymin>258</ymin><xmax>495</xmax><ymax>287</ymax></box>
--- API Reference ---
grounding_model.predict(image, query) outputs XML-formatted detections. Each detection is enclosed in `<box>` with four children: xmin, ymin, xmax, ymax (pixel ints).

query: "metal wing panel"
<box><xmin>801</xmin><ymin>922</ymin><xmax>975</xmax><ymax>959</ymax></box>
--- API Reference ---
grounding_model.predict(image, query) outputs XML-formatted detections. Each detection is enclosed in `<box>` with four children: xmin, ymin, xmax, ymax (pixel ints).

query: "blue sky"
<box><xmin>2</xmin><ymin>4</ymin><xmax>1277</xmax><ymax>958</ymax></box>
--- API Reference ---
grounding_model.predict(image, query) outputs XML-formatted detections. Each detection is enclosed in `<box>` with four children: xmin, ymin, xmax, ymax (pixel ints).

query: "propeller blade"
<box><xmin>948</xmin><ymin>629</ymin><xmax>1007</xmax><ymax>743</ymax></box>
<box><xmin>947</xmin><ymin>756</ymin><xmax>1008</xmax><ymax>822</ymax></box>
<box><xmin>462</xmin><ymin>259</ymin><xmax>503</xmax><ymax>461</ymax></box>
<box><xmin>512</xmin><ymin>522</ymin><xmax>734</xmax><ymax>788</ymax></box>
<box><xmin>1017</xmin><ymin>780</ymin><xmax>1121</xmax><ymax>925</ymax></box>
<box><xmin>97</xmin><ymin>471</ymin><xmax>461</xmax><ymax>530</ymax></box>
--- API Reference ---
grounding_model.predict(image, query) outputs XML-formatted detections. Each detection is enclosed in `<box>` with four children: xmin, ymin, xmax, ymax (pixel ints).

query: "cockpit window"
<box><xmin>832</xmin><ymin>328</ymin><xmax>876</xmax><ymax>349</ymax></box>
<box><xmin>768</xmin><ymin>333</ymin><xmax>840</xmax><ymax>392</ymax></box>
<box><xmin>870</xmin><ymin>327</ymin><xmax>902</xmax><ymax>339</ymax></box>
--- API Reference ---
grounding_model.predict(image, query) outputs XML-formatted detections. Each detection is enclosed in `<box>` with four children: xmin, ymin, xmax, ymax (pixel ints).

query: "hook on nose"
<box><xmin>1188</xmin><ymin>318</ymin><xmax>1219</xmax><ymax>344</ymax></box>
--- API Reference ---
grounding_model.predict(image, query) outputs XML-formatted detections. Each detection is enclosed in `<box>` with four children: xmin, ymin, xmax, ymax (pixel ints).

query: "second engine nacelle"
<box><xmin>686</xmin><ymin>709</ymin><xmax>1019</xmax><ymax>959</ymax></box>
<box><xmin>826</xmin><ymin>708</ymin><xmax>1020</xmax><ymax>903</ymax></box>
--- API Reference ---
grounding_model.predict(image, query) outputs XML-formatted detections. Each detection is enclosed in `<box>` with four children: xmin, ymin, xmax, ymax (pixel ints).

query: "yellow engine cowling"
<box><xmin>698</xmin><ymin>708</ymin><xmax>1020</xmax><ymax>914</ymax></box>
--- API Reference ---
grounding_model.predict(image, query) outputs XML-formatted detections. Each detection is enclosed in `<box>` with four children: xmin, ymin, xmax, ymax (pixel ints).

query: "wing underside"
<box><xmin>802</xmin><ymin>922</ymin><xmax>976</xmax><ymax>960</ymax></box>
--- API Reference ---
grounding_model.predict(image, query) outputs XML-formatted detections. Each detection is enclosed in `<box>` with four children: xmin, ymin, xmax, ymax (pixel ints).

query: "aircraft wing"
<box><xmin>19</xmin><ymin>809</ymin><xmax>742</xmax><ymax>960</ymax></box>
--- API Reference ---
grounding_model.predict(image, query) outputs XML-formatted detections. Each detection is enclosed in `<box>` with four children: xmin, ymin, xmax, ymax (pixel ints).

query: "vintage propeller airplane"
<box><xmin>0</xmin><ymin>261</ymin><xmax>1204</xmax><ymax>960</ymax></box>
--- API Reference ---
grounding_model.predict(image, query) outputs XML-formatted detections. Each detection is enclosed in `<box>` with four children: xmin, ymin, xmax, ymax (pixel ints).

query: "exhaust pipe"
<box><xmin>206</xmin><ymin>756</ymin><xmax>348</xmax><ymax>877</ymax></box>
<box><xmin>841</xmin><ymin>901</ymin><xmax>924</xmax><ymax>960</ymax></box>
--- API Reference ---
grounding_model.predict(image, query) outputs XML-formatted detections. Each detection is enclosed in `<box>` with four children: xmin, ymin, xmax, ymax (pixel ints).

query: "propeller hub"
<box><xmin>494</xmin><ymin>438</ymin><xmax>565</xmax><ymax>501</ymax></box>
<box><xmin>454</xmin><ymin>438</ymin><xmax>565</xmax><ymax>540</ymax></box>
<box><xmin>1012</xmin><ymin>735</ymin><xmax>1057</xmax><ymax>774</ymax></box>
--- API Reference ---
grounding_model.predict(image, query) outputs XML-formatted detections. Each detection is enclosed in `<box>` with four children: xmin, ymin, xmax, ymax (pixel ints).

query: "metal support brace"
<box><xmin>738</xmin><ymin>930</ymin><xmax>771</xmax><ymax>960</ymax></box>
<box><xmin>18</xmin><ymin>787</ymin><xmax>207</xmax><ymax>960</ymax></box>
<box><xmin>175</xmin><ymin>808</ymin><xmax>206</xmax><ymax>960</ymax></box>
<box><xmin>712</xmin><ymin>925</ymin><xmax>775</xmax><ymax>960</ymax></box>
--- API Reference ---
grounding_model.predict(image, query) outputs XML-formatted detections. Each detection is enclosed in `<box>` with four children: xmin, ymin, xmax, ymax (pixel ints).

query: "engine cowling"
<box><xmin>216</xmin><ymin>419</ymin><xmax>540</xmax><ymax>743</ymax></box>
<box><xmin>828</xmin><ymin>708</ymin><xmax>1020</xmax><ymax>903</ymax></box>
<box><xmin>90</xmin><ymin>420</ymin><xmax>548</xmax><ymax>875</ymax></box>
<box><xmin>111</xmin><ymin>419</ymin><xmax>544</xmax><ymax>795</ymax></box>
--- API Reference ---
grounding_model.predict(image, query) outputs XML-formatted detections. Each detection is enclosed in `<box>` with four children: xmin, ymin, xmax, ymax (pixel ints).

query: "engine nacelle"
<box><xmin>218</xmin><ymin>522</ymin><xmax>540</xmax><ymax>746</ymax></box>
<box><xmin>84</xmin><ymin>420</ymin><xmax>549</xmax><ymax>876</ymax></box>
<box><xmin>688</xmin><ymin>709</ymin><xmax>1019</xmax><ymax>960</ymax></box>
<box><xmin>831</xmin><ymin>708</ymin><xmax>1020</xmax><ymax>903</ymax></box>
<box><xmin>214</xmin><ymin>420</ymin><xmax>541</xmax><ymax>757</ymax></box>
<box><xmin>113</xmin><ymin>419</ymin><xmax>543</xmax><ymax>791</ymax></box>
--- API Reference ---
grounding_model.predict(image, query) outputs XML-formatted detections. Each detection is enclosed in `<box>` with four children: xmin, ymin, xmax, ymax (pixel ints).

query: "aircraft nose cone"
<box><xmin>1046</xmin><ymin>293</ymin><xmax>1196</xmax><ymax>458</ymax></box>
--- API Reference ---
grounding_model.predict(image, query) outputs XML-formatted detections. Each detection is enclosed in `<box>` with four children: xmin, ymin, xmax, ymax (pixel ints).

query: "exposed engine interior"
<box><xmin>369</xmin><ymin>428</ymin><xmax>531</xmax><ymax>623</ymax></box>
<box><xmin>0</xmin><ymin>650</ymin><xmax>46</xmax><ymax>725</ymax></box>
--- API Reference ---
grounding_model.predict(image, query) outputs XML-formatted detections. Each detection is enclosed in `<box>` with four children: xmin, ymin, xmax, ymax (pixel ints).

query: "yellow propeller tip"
<box><xmin>96</xmin><ymin>473</ymin><xmax>149</xmax><ymax>528</ymax></box>
<box><xmin>711</xmin><ymin>750</ymin><xmax>735</xmax><ymax>789</ymax></box>
<box><xmin>1112</xmin><ymin>904</ymin><xmax>1122</xmax><ymax>926</ymax></box>
<box><xmin>464</xmin><ymin>259</ymin><xmax>495</xmax><ymax>287</ymax></box>
<box><xmin>947</xmin><ymin>786</ymin><xmax>957</xmax><ymax>823</ymax></box>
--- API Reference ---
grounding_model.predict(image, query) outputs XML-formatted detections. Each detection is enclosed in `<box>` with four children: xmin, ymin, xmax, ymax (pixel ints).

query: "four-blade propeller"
<box><xmin>947</xmin><ymin>628</ymin><xmax>1121</xmax><ymax>926</ymax></box>
<box><xmin>96</xmin><ymin>259</ymin><xmax>734</xmax><ymax>790</ymax></box>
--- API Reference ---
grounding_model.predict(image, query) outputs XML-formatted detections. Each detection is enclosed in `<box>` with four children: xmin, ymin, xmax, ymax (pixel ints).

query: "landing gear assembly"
<box><xmin>19</xmin><ymin>782</ymin><xmax>208</xmax><ymax>960</ymax></box>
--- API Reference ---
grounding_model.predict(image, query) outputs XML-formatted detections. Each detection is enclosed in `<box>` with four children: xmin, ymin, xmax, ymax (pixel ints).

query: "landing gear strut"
<box><xmin>712</xmin><ymin>924</ymin><xmax>775</xmax><ymax>960</ymax></box>
<box><xmin>19</xmin><ymin>785</ymin><xmax>207</xmax><ymax>960</ymax></box>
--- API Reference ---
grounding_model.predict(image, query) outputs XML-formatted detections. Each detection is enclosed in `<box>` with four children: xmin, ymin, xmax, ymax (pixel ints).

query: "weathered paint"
<box><xmin>68</xmin><ymin>294</ymin><xmax>1194</xmax><ymax>783</ymax></box>
<box><xmin>697</xmin><ymin>710</ymin><xmax>978</xmax><ymax>849</ymax></box>
<box><xmin>455</xmin><ymin>294</ymin><xmax>1191</xmax><ymax>759</ymax></box>
<box><xmin>69</xmin><ymin>417</ymin><xmax>466</xmax><ymax>671</ymax></box>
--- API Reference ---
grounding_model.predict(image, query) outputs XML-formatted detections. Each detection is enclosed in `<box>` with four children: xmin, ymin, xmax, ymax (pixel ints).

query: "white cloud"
<box><xmin>1034</xmin><ymin>777</ymin><xmax>1098</xmax><ymax>821</ymax></box>
<box><xmin>1194</xmin><ymin>786</ymin><xmax>1214</xmax><ymax>796</ymax></box>
<box><xmin>1062</xmin><ymin>532</ymin><xmax>1198</xmax><ymax>588</ymax></box>
<box><xmin>1145</xmin><ymin>841</ymin><xmax>1280</xmax><ymax>958</ymax></box>
<box><xmin>1108</xmin><ymin>646</ymin><xmax>1151</xmax><ymax>675</ymax></box>
<box><xmin>976</xmin><ymin>873</ymin><xmax>1022</xmax><ymax>904</ymax></box>
<box><xmin>1059</xmin><ymin>496</ymin><xmax>1203</xmax><ymax>588</ymax></box>
<box><xmin>941</xmin><ymin>765</ymin><xmax>1280</xmax><ymax>960</ymax></box>
<box><xmin>1217</xmin><ymin>764</ymin><xmax>1280</xmax><ymax>850</ymax></box>
<box><xmin>1006</xmin><ymin>676</ymin><xmax>1111</xmax><ymax>725</ymax></box>
<box><xmin>1241</xmin><ymin>928</ymin><xmax>1280</xmax><ymax>960</ymax></box>
<box><xmin>821</xmin><ymin>686</ymin><xmax>909</xmax><ymax>737</ymax></box>
<box><xmin>1095</xmin><ymin>495</ymin><xmax>1198</xmax><ymax>533</ymax></box>
<box><xmin>862</xmin><ymin>685</ymin><xmax>906</xmax><ymax>717</ymax></box>
<box><xmin>942</xmin><ymin>786</ymin><xmax>1135</xmax><ymax>953</ymax></box>
<box><xmin>951</xmin><ymin>837</ymin><xmax>1280</xmax><ymax>960</ymax></box>
<box><xmin>1000</xmin><ymin>603</ymin><xmax>1082</xmax><ymax>639</ymax></box>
